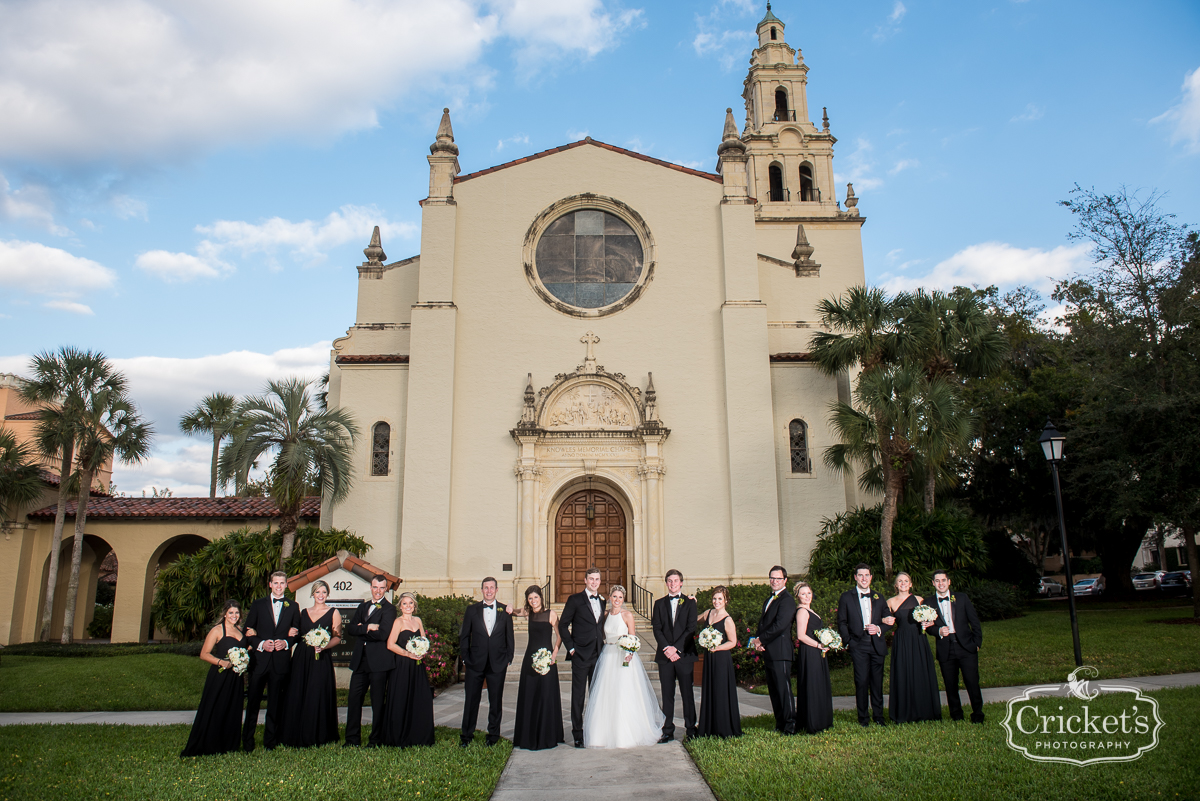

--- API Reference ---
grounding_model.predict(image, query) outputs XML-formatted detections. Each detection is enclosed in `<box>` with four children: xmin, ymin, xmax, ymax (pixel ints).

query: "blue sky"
<box><xmin>1</xmin><ymin>0</ymin><xmax>1198</xmax><ymax>495</ymax></box>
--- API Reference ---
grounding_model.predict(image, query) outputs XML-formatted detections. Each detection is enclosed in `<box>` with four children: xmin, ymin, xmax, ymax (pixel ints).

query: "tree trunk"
<box><xmin>278</xmin><ymin>512</ymin><xmax>298</xmax><ymax>569</ymax></box>
<box><xmin>1183</xmin><ymin>524</ymin><xmax>1200</xmax><ymax>620</ymax></box>
<box><xmin>39</xmin><ymin>443</ymin><xmax>73</xmax><ymax>642</ymax></box>
<box><xmin>209</xmin><ymin>431</ymin><xmax>219</xmax><ymax>498</ymax></box>
<box><xmin>880</xmin><ymin>462</ymin><xmax>902</xmax><ymax>581</ymax></box>
<box><xmin>924</xmin><ymin>467</ymin><xmax>936</xmax><ymax>513</ymax></box>
<box><xmin>60</xmin><ymin>466</ymin><xmax>93</xmax><ymax>644</ymax></box>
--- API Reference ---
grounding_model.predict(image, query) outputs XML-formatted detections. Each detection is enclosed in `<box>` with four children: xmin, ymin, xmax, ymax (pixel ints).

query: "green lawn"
<box><xmin>688</xmin><ymin>686</ymin><xmax>1200</xmax><ymax>801</ymax></box>
<box><xmin>0</xmin><ymin>654</ymin><xmax>208</xmax><ymax>712</ymax></box>
<box><xmin>0</xmin><ymin>725</ymin><xmax>510</xmax><ymax>801</ymax></box>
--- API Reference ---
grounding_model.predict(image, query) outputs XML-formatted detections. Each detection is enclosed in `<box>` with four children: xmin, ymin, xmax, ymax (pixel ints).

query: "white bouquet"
<box><xmin>305</xmin><ymin>627</ymin><xmax>331</xmax><ymax>660</ymax></box>
<box><xmin>814</xmin><ymin>627</ymin><xmax>844</xmax><ymax>657</ymax></box>
<box><xmin>616</xmin><ymin>634</ymin><xmax>641</xmax><ymax>667</ymax></box>
<box><xmin>912</xmin><ymin>604</ymin><xmax>939</xmax><ymax>625</ymax></box>
<box><xmin>223</xmin><ymin>646</ymin><xmax>250</xmax><ymax>674</ymax></box>
<box><xmin>405</xmin><ymin>635</ymin><xmax>430</xmax><ymax>659</ymax></box>
<box><xmin>531</xmin><ymin>647</ymin><xmax>554</xmax><ymax>676</ymax></box>
<box><xmin>697</xmin><ymin>626</ymin><xmax>723</xmax><ymax>651</ymax></box>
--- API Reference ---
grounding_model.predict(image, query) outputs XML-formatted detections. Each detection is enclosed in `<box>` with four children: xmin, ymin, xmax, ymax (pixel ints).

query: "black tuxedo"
<box><xmin>242</xmin><ymin>594</ymin><xmax>301</xmax><ymax>750</ymax></box>
<box><xmin>652</xmin><ymin>594</ymin><xmax>698</xmax><ymax>738</ymax></box>
<box><xmin>558</xmin><ymin>590</ymin><xmax>606</xmax><ymax>743</ymax></box>
<box><xmin>457</xmin><ymin>600</ymin><xmax>515</xmax><ymax>745</ymax></box>
<box><xmin>836</xmin><ymin>587</ymin><xmax>891</xmax><ymax>726</ymax></box>
<box><xmin>928</xmin><ymin>591</ymin><xmax>985</xmax><ymax>722</ymax></box>
<box><xmin>343</xmin><ymin>598</ymin><xmax>397</xmax><ymax>745</ymax></box>
<box><xmin>755</xmin><ymin>589</ymin><xmax>797</xmax><ymax>734</ymax></box>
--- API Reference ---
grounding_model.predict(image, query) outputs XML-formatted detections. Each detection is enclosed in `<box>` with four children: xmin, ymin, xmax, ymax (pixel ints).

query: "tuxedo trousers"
<box><xmin>763</xmin><ymin>657</ymin><xmax>795</xmax><ymax>734</ymax></box>
<box><xmin>345</xmin><ymin>668</ymin><xmax>390</xmax><ymax>745</ymax></box>
<box><xmin>658</xmin><ymin>658</ymin><xmax>697</xmax><ymax>737</ymax></box>
<box><xmin>461</xmin><ymin>664</ymin><xmax>507</xmax><ymax>744</ymax></box>
<box><xmin>849</xmin><ymin>646</ymin><xmax>886</xmax><ymax>724</ymax></box>
<box><xmin>243</xmin><ymin>668</ymin><xmax>290</xmax><ymax>750</ymax></box>
<box><xmin>939</xmin><ymin>637</ymin><xmax>984</xmax><ymax>722</ymax></box>
<box><xmin>570</xmin><ymin>655</ymin><xmax>598</xmax><ymax>741</ymax></box>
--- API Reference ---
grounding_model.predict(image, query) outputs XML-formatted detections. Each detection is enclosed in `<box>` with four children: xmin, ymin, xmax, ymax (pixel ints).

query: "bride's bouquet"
<box><xmin>305</xmin><ymin>627</ymin><xmax>331</xmax><ymax>660</ymax></box>
<box><xmin>814</xmin><ymin>627</ymin><xmax>844</xmax><ymax>658</ymax></box>
<box><xmin>616</xmin><ymin>634</ymin><xmax>641</xmax><ymax>667</ymax></box>
<box><xmin>697</xmin><ymin>626</ymin><xmax>723</xmax><ymax>651</ymax></box>
<box><xmin>405</xmin><ymin>635</ymin><xmax>430</xmax><ymax>659</ymax></box>
<box><xmin>912</xmin><ymin>604</ymin><xmax>939</xmax><ymax>626</ymax></box>
<box><xmin>531</xmin><ymin>647</ymin><xmax>554</xmax><ymax>676</ymax></box>
<box><xmin>223</xmin><ymin>646</ymin><xmax>250</xmax><ymax>674</ymax></box>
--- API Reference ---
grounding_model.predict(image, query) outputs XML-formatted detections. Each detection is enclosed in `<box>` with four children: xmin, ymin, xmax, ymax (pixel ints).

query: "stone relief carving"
<box><xmin>546</xmin><ymin>384</ymin><xmax>634</xmax><ymax>429</ymax></box>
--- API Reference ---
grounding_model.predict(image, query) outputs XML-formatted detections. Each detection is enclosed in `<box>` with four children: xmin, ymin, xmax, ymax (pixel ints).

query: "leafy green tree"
<box><xmin>0</xmin><ymin>429</ymin><xmax>44</xmax><ymax>526</ymax></box>
<box><xmin>179</xmin><ymin>392</ymin><xmax>237</xmax><ymax>498</ymax></box>
<box><xmin>219</xmin><ymin>378</ymin><xmax>358</xmax><ymax>566</ymax></box>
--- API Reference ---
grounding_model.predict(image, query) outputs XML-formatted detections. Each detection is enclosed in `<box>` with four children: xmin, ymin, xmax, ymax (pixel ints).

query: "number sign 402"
<box><xmin>331</xmin><ymin>580</ymin><xmax>354</xmax><ymax>592</ymax></box>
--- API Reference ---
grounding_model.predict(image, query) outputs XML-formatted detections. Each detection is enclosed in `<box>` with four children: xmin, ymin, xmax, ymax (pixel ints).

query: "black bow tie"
<box><xmin>939</xmin><ymin>596</ymin><xmax>951</xmax><ymax>602</ymax></box>
<box><xmin>589</xmin><ymin>595</ymin><xmax>601</xmax><ymax>601</ymax></box>
<box><xmin>860</xmin><ymin>593</ymin><xmax>871</xmax><ymax>599</ymax></box>
<box><xmin>670</xmin><ymin>595</ymin><xmax>680</xmax><ymax>601</ymax></box>
<box><xmin>272</xmin><ymin>598</ymin><xmax>283</xmax><ymax>604</ymax></box>
<box><xmin>484</xmin><ymin>604</ymin><xmax>494</xmax><ymax>610</ymax></box>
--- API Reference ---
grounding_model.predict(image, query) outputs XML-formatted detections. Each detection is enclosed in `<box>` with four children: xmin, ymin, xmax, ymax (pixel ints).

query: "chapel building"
<box><xmin>323</xmin><ymin>6</ymin><xmax>867</xmax><ymax>602</ymax></box>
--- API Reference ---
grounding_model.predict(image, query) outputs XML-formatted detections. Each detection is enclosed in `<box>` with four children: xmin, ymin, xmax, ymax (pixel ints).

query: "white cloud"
<box><xmin>834</xmin><ymin>138</ymin><xmax>883</xmax><ymax>192</ymax></box>
<box><xmin>567</xmin><ymin>128</ymin><xmax>591</xmax><ymax>140</ymax></box>
<box><xmin>135</xmin><ymin>249</ymin><xmax>227</xmax><ymax>282</ymax></box>
<box><xmin>879</xmin><ymin>241</ymin><xmax>1092</xmax><ymax>293</ymax></box>
<box><xmin>874</xmin><ymin>1</ymin><xmax>906</xmax><ymax>40</ymax></box>
<box><xmin>493</xmin><ymin>0</ymin><xmax>644</xmax><ymax>74</ymax></box>
<box><xmin>1010</xmin><ymin>103</ymin><xmax>1044</xmax><ymax>123</ymax></box>
<box><xmin>0</xmin><ymin>239</ymin><xmax>116</xmax><ymax>295</ymax></box>
<box><xmin>112</xmin><ymin>194</ymin><xmax>149</xmax><ymax>221</ymax></box>
<box><xmin>889</xmin><ymin>1</ymin><xmax>907</xmax><ymax>22</ymax></box>
<box><xmin>495</xmin><ymin>134</ymin><xmax>531</xmax><ymax>152</ymax></box>
<box><xmin>1152</xmin><ymin>66</ymin><xmax>1200</xmax><ymax>154</ymax></box>
<box><xmin>43</xmin><ymin>300</ymin><xmax>95</xmax><ymax>315</ymax></box>
<box><xmin>692</xmin><ymin>1</ymin><xmax>757</xmax><ymax>72</ymax></box>
<box><xmin>888</xmin><ymin>158</ymin><xmax>918</xmax><ymax>175</ymax></box>
<box><xmin>0</xmin><ymin>173</ymin><xmax>70</xmax><ymax>235</ymax></box>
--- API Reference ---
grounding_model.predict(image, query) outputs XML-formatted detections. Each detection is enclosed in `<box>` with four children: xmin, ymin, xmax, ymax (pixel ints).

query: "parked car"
<box><xmin>1159</xmin><ymin>572</ymin><xmax>1188</xmax><ymax>593</ymax></box>
<box><xmin>1184</xmin><ymin>570</ymin><xmax>1192</xmax><ymax>588</ymax></box>
<box><xmin>1132</xmin><ymin>572</ymin><xmax>1160</xmax><ymax>591</ymax></box>
<box><xmin>1072</xmin><ymin>577</ymin><xmax>1106</xmax><ymax>597</ymax></box>
<box><xmin>1038</xmin><ymin>578</ymin><xmax>1065</xmax><ymax>597</ymax></box>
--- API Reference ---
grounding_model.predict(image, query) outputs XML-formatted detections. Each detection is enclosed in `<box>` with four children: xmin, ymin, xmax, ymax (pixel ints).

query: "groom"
<box><xmin>836</xmin><ymin>563</ymin><xmax>890</xmax><ymax>727</ymax></box>
<box><xmin>559</xmin><ymin>566</ymin><xmax>606</xmax><ymax>748</ymax></box>
<box><xmin>652</xmin><ymin>569</ymin><xmax>698</xmax><ymax>743</ymax></box>
<box><xmin>458</xmin><ymin>577</ymin><xmax>515</xmax><ymax>747</ymax></box>
<box><xmin>242</xmin><ymin>571</ymin><xmax>300</xmax><ymax>752</ymax></box>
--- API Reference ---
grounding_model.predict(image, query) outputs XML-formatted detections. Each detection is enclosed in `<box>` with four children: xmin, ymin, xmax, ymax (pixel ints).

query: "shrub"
<box><xmin>151</xmin><ymin>525</ymin><xmax>370</xmax><ymax>642</ymax></box>
<box><xmin>421</xmin><ymin>629</ymin><xmax>457</xmax><ymax>689</ymax></box>
<box><xmin>958</xmin><ymin>579</ymin><xmax>1025</xmax><ymax>621</ymax></box>
<box><xmin>86</xmin><ymin>603</ymin><xmax>113</xmax><ymax>639</ymax></box>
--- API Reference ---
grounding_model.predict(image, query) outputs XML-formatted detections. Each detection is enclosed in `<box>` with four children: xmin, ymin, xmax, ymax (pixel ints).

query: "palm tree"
<box><xmin>179</xmin><ymin>392</ymin><xmax>237</xmax><ymax>497</ymax></box>
<box><xmin>0</xmin><ymin>429</ymin><xmax>44</xmax><ymax>528</ymax></box>
<box><xmin>219</xmin><ymin>378</ymin><xmax>358</xmax><ymax>566</ymax></box>
<box><xmin>18</xmin><ymin>347</ymin><xmax>123</xmax><ymax>641</ymax></box>
<box><xmin>809</xmin><ymin>285</ymin><xmax>904</xmax><ymax>376</ymax></box>
<box><xmin>61</xmin><ymin>385</ymin><xmax>152</xmax><ymax>643</ymax></box>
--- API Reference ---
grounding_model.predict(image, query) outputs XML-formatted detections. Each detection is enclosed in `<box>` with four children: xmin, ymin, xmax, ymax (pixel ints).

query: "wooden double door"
<box><xmin>555</xmin><ymin>489</ymin><xmax>626</xmax><ymax>603</ymax></box>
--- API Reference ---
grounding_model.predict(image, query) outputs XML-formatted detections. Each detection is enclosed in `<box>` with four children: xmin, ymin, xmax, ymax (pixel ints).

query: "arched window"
<box><xmin>799</xmin><ymin>163</ymin><xmax>816</xmax><ymax>202</ymax></box>
<box><xmin>768</xmin><ymin>164</ymin><xmax>786</xmax><ymax>202</ymax></box>
<box><xmin>371</xmin><ymin>422</ymin><xmax>391</xmax><ymax>476</ymax></box>
<box><xmin>774</xmin><ymin>89</ymin><xmax>791</xmax><ymax>122</ymax></box>
<box><xmin>789</xmin><ymin>419</ymin><xmax>811</xmax><ymax>473</ymax></box>
<box><xmin>770</xmin><ymin>26</ymin><xmax>777</xmax><ymax>41</ymax></box>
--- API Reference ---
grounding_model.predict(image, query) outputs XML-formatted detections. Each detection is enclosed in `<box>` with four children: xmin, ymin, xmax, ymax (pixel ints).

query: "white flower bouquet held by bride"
<box><xmin>405</xmin><ymin>635</ymin><xmax>431</xmax><ymax>659</ymax></box>
<box><xmin>814</xmin><ymin>627</ymin><xmax>844</xmax><ymax>658</ymax></box>
<box><xmin>697</xmin><ymin>626</ymin><xmax>723</xmax><ymax>651</ymax></box>
<box><xmin>223</xmin><ymin>646</ymin><xmax>250</xmax><ymax>674</ymax></box>
<box><xmin>305</xmin><ymin>627</ymin><xmax>331</xmax><ymax>659</ymax></box>
<box><xmin>912</xmin><ymin>604</ymin><xmax>939</xmax><ymax>626</ymax></box>
<box><xmin>616</xmin><ymin>634</ymin><xmax>641</xmax><ymax>667</ymax></box>
<box><xmin>531</xmin><ymin>647</ymin><xmax>554</xmax><ymax>675</ymax></box>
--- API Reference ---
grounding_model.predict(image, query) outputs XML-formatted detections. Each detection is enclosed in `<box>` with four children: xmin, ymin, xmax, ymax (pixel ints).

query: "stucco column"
<box><xmin>639</xmin><ymin>464</ymin><xmax>665</xmax><ymax>585</ymax></box>
<box><xmin>515</xmin><ymin>464</ymin><xmax>540</xmax><ymax>583</ymax></box>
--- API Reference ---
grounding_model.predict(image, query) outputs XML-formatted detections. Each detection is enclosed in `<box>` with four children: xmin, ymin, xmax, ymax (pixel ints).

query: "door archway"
<box><xmin>555</xmin><ymin>488</ymin><xmax>626</xmax><ymax>603</ymax></box>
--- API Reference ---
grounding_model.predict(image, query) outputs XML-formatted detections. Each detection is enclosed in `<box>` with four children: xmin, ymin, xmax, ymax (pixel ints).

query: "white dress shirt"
<box><xmin>588</xmin><ymin>594</ymin><xmax>602</xmax><ymax>621</ymax></box>
<box><xmin>669</xmin><ymin>594</ymin><xmax>680</xmax><ymax>623</ymax></box>
<box><xmin>483</xmin><ymin>603</ymin><xmax>496</xmax><ymax>635</ymax></box>
<box><xmin>858</xmin><ymin>591</ymin><xmax>872</xmax><ymax>631</ymax></box>
<box><xmin>938</xmin><ymin>594</ymin><xmax>955</xmax><ymax>633</ymax></box>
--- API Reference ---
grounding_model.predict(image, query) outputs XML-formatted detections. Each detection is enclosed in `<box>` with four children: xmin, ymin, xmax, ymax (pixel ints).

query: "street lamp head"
<box><xmin>1038</xmin><ymin>419</ymin><xmax>1065</xmax><ymax>463</ymax></box>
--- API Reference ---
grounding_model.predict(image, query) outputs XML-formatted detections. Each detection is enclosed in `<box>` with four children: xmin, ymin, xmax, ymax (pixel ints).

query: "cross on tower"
<box><xmin>580</xmin><ymin>331</ymin><xmax>600</xmax><ymax>374</ymax></box>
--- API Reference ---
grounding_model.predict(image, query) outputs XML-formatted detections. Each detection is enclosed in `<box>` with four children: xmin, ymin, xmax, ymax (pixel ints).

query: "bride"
<box><xmin>582</xmin><ymin>585</ymin><xmax>665</xmax><ymax>748</ymax></box>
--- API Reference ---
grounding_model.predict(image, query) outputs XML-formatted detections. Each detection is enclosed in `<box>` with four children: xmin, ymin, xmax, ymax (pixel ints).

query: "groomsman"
<box><xmin>343</xmin><ymin>575</ymin><xmax>397</xmax><ymax>747</ymax></box>
<box><xmin>559</xmin><ymin>566</ymin><xmax>606</xmax><ymax>748</ymax></box>
<box><xmin>652</xmin><ymin>569</ymin><xmax>698</xmax><ymax>743</ymax></box>
<box><xmin>928</xmin><ymin>570</ymin><xmax>985</xmax><ymax>723</ymax></box>
<box><xmin>242</xmin><ymin>570</ymin><xmax>300</xmax><ymax>751</ymax></box>
<box><xmin>749</xmin><ymin>566</ymin><xmax>797</xmax><ymax>734</ymax></box>
<box><xmin>836</xmin><ymin>563</ymin><xmax>890</xmax><ymax>727</ymax></box>
<box><xmin>458</xmin><ymin>577</ymin><xmax>515</xmax><ymax>747</ymax></box>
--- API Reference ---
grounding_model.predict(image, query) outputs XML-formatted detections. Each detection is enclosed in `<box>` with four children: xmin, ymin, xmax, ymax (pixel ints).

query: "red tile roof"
<box><xmin>334</xmin><ymin>354</ymin><xmax>409</xmax><ymax>364</ymax></box>
<box><xmin>455</xmin><ymin>138</ymin><xmax>723</xmax><ymax>185</ymax></box>
<box><xmin>286</xmin><ymin>553</ymin><xmax>401</xmax><ymax>592</ymax></box>
<box><xmin>38</xmin><ymin>469</ymin><xmax>111</xmax><ymax>496</ymax></box>
<box><xmin>770</xmin><ymin>352</ymin><xmax>814</xmax><ymax>362</ymax></box>
<box><xmin>27</xmin><ymin>496</ymin><xmax>320</xmax><ymax>520</ymax></box>
<box><xmin>4</xmin><ymin>411</ymin><xmax>41</xmax><ymax>421</ymax></box>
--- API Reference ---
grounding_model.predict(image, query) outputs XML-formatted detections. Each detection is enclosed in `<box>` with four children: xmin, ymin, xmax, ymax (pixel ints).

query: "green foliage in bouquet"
<box><xmin>151</xmin><ymin>525</ymin><xmax>369</xmax><ymax>642</ymax></box>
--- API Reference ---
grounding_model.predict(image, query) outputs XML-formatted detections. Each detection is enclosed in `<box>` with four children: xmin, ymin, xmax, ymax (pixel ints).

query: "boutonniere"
<box><xmin>873</xmin><ymin>593</ymin><xmax>880</xmax><ymax>600</ymax></box>
<box><xmin>282</xmin><ymin>600</ymin><xmax>290</xmax><ymax>608</ymax></box>
<box><xmin>950</xmin><ymin>595</ymin><xmax>956</xmax><ymax>603</ymax></box>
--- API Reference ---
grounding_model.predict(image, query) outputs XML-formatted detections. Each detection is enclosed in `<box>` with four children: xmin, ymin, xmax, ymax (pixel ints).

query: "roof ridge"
<box><xmin>455</xmin><ymin>138</ymin><xmax>721</xmax><ymax>185</ymax></box>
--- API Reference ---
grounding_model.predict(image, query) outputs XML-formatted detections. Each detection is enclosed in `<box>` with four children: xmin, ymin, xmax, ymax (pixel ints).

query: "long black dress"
<box><xmin>697</xmin><ymin>612</ymin><xmax>742</xmax><ymax>738</ymax></box>
<box><xmin>380</xmin><ymin>628</ymin><xmax>436</xmax><ymax>747</ymax></box>
<box><xmin>181</xmin><ymin>622</ymin><xmax>246</xmax><ymax>757</ymax></box>
<box><xmin>888</xmin><ymin>595</ymin><xmax>942</xmax><ymax>723</ymax></box>
<box><xmin>280</xmin><ymin>607</ymin><xmax>339</xmax><ymax>747</ymax></box>
<box><xmin>794</xmin><ymin>609</ymin><xmax>834</xmax><ymax>735</ymax></box>
<box><xmin>512</xmin><ymin>610</ymin><xmax>565</xmax><ymax>750</ymax></box>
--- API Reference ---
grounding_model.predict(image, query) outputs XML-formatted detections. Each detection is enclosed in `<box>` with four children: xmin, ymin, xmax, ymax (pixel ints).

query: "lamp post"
<box><xmin>1039</xmin><ymin>419</ymin><xmax>1083</xmax><ymax>667</ymax></box>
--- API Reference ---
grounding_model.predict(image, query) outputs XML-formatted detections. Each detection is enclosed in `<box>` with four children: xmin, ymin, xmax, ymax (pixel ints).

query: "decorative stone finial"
<box><xmin>363</xmin><ymin>226</ymin><xmax>386</xmax><ymax>265</ymax></box>
<box><xmin>844</xmin><ymin>183</ymin><xmax>859</xmax><ymax>215</ymax></box>
<box><xmin>792</xmin><ymin>224</ymin><xmax>821</xmax><ymax>275</ymax></box>
<box><xmin>521</xmin><ymin>373</ymin><xmax>536</xmax><ymax>424</ymax></box>
<box><xmin>717</xmin><ymin>107</ymin><xmax>747</xmax><ymax>157</ymax></box>
<box><xmin>822</xmin><ymin>107</ymin><xmax>830</xmax><ymax>131</ymax></box>
<box><xmin>430</xmin><ymin>107</ymin><xmax>459</xmax><ymax>156</ymax></box>
<box><xmin>644</xmin><ymin>372</ymin><xmax>658</xmax><ymax>422</ymax></box>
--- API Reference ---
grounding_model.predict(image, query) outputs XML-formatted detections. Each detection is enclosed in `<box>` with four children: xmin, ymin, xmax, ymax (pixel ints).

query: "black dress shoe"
<box><xmin>574</xmin><ymin>740</ymin><xmax>585</xmax><ymax>748</ymax></box>
<box><xmin>657</xmin><ymin>734</ymin><xmax>673</xmax><ymax>744</ymax></box>
<box><xmin>459</xmin><ymin>741</ymin><xmax>470</xmax><ymax>748</ymax></box>
<box><xmin>342</xmin><ymin>741</ymin><xmax>360</xmax><ymax>748</ymax></box>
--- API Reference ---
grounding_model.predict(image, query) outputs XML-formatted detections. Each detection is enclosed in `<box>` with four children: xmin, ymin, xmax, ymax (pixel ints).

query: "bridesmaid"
<box><xmin>280</xmin><ymin>580</ymin><xmax>342</xmax><ymax>747</ymax></box>
<box><xmin>512</xmin><ymin>585</ymin><xmax>565</xmax><ymax>750</ymax></box>
<box><xmin>380</xmin><ymin>592</ymin><xmax>436</xmax><ymax>747</ymax></box>
<box><xmin>696</xmin><ymin>586</ymin><xmax>741</xmax><ymax>738</ymax></box>
<box><xmin>883</xmin><ymin>572</ymin><xmax>942</xmax><ymax>723</ymax></box>
<box><xmin>181</xmin><ymin>600</ymin><xmax>247</xmax><ymax>757</ymax></box>
<box><xmin>793</xmin><ymin>581</ymin><xmax>834</xmax><ymax>735</ymax></box>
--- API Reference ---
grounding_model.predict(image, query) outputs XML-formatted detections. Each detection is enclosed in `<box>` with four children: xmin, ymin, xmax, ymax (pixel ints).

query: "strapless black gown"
<box><xmin>181</xmin><ymin>623</ymin><xmax>246</xmax><ymax>757</ymax></box>
<box><xmin>697</xmin><ymin>612</ymin><xmax>741</xmax><ymax>738</ymax></box>
<box><xmin>794</xmin><ymin>610</ymin><xmax>834</xmax><ymax>734</ymax></box>
<box><xmin>380</xmin><ymin>628</ymin><xmax>436</xmax><ymax>747</ymax></box>
<box><xmin>280</xmin><ymin>607</ymin><xmax>340</xmax><ymax>747</ymax></box>
<box><xmin>888</xmin><ymin>596</ymin><xmax>942</xmax><ymax>723</ymax></box>
<box><xmin>513</xmin><ymin>610</ymin><xmax>565</xmax><ymax>750</ymax></box>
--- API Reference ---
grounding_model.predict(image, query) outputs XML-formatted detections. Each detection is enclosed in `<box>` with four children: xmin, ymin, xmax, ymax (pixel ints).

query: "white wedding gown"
<box><xmin>582</xmin><ymin>612</ymin><xmax>665</xmax><ymax>748</ymax></box>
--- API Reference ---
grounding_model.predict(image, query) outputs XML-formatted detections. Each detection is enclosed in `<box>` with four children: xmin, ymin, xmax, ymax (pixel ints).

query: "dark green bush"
<box><xmin>86</xmin><ymin>603</ymin><xmax>113</xmax><ymax>639</ymax></box>
<box><xmin>151</xmin><ymin>526</ymin><xmax>370</xmax><ymax>642</ymax></box>
<box><xmin>957</xmin><ymin>579</ymin><xmax>1025</xmax><ymax>621</ymax></box>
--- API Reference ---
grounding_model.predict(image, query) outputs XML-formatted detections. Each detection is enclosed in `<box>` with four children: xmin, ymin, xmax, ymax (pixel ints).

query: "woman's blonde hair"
<box><xmin>793</xmin><ymin>580</ymin><xmax>812</xmax><ymax>600</ymax></box>
<box><xmin>894</xmin><ymin>572</ymin><xmax>912</xmax><ymax>588</ymax></box>
<box><xmin>397</xmin><ymin>591</ymin><xmax>418</xmax><ymax>613</ymax></box>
